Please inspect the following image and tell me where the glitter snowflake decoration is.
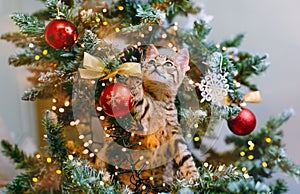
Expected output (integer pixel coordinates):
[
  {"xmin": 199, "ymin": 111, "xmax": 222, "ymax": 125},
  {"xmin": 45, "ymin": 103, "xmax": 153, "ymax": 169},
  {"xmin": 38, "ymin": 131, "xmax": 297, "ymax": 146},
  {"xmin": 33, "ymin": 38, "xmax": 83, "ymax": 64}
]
[
  {"xmin": 200, "ymin": 70, "xmax": 231, "ymax": 104},
  {"xmin": 106, "ymin": 91, "xmax": 122, "ymax": 107}
]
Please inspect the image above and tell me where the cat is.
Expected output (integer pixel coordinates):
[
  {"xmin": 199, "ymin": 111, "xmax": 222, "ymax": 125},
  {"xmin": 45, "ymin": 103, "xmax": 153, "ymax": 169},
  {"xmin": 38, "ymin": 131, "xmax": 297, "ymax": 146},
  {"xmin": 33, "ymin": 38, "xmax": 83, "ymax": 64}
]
[{"xmin": 101, "ymin": 45, "xmax": 199, "ymax": 191}]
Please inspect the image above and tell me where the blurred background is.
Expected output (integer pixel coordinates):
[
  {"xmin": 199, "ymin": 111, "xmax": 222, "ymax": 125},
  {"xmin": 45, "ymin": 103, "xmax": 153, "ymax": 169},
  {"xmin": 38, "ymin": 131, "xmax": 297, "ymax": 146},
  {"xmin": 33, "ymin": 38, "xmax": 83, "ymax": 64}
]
[{"xmin": 0, "ymin": 0, "xmax": 299, "ymax": 192}]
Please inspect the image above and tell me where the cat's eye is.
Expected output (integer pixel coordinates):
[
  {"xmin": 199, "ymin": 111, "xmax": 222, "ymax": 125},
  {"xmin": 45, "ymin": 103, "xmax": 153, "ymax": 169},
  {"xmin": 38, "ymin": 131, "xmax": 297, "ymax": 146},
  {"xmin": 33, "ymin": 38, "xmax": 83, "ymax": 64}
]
[
  {"xmin": 148, "ymin": 60, "xmax": 155, "ymax": 65},
  {"xmin": 164, "ymin": 61, "xmax": 173, "ymax": 67}
]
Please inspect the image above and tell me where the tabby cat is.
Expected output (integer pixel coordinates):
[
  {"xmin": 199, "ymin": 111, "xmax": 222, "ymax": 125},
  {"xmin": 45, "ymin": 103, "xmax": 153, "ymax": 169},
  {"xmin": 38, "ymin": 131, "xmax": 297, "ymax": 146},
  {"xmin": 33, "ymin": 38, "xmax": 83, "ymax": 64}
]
[{"xmin": 102, "ymin": 45, "xmax": 199, "ymax": 190}]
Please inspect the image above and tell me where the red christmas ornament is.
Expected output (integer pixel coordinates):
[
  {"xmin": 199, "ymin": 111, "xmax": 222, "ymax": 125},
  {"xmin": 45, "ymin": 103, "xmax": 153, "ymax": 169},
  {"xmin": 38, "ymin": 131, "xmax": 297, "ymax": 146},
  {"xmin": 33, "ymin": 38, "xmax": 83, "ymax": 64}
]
[
  {"xmin": 227, "ymin": 108, "xmax": 256, "ymax": 136},
  {"xmin": 100, "ymin": 83, "xmax": 133, "ymax": 117},
  {"xmin": 45, "ymin": 19, "xmax": 78, "ymax": 50}
]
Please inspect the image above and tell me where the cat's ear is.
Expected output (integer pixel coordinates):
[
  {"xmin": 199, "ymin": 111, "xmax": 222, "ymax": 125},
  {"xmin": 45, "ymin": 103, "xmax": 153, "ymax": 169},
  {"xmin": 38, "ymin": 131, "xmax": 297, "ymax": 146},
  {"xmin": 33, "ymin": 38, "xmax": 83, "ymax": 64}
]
[
  {"xmin": 175, "ymin": 48, "xmax": 189, "ymax": 72},
  {"xmin": 145, "ymin": 44, "xmax": 159, "ymax": 61}
]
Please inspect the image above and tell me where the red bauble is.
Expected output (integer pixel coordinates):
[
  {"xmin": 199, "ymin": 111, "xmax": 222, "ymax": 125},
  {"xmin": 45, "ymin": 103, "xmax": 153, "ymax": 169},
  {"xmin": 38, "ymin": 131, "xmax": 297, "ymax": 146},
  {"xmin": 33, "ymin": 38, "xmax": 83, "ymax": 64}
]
[
  {"xmin": 227, "ymin": 108, "xmax": 256, "ymax": 136},
  {"xmin": 45, "ymin": 19, "xmax": 78, "ymax": 50},
  {"xmin": 100, "ymin": 83, "xmax": 133, "ymax": 117}
]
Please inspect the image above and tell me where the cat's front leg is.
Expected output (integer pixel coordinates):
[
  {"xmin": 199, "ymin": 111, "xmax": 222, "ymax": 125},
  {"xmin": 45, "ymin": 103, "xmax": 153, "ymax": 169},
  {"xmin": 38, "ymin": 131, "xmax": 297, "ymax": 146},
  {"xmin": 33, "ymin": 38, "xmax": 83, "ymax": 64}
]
[{"xmin": 171, "ymin": 134, "xmax": 199, "ymax": 182}]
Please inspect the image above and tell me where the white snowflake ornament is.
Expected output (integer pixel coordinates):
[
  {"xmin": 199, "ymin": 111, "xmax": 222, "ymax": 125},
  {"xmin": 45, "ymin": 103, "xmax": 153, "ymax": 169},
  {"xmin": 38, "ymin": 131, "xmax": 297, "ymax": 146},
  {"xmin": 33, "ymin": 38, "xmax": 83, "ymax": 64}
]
[{"xmin": 200, "ymin": 70, "xmax": 230, "ymax": 104}]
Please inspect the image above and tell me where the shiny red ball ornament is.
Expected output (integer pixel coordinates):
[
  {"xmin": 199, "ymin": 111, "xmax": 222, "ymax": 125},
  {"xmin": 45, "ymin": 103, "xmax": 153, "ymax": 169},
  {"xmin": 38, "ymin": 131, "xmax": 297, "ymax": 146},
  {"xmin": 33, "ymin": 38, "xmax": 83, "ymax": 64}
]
[
  {"xmin": 45, "ymin": 19, "xmax": 78, "ymax": 50},
  {"xmin": 100, "ymin": 83, "xmax": 134, "ymax": 117},
  {"xmin": 227, "ymin": 108, "xmax": 256, "ymax": 136}
]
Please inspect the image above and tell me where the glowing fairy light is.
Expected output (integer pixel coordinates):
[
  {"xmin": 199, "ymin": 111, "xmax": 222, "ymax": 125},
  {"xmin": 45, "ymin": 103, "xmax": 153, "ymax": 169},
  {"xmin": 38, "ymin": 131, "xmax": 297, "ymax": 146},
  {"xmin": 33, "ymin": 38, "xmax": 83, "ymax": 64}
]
[
  {"xmin": 118, "ymin": 5, "xmax": 124, "ymax": 11},
  {"xmin": 89, "ymin": 153, "xmax": 95, "ymax": 157},
  {"xmin": 240, "ymin": 151, "xmax": 246, "ymax": 157},
  {"xmin": 83, "ymin": 149, "xmax": 89, "ymax": 154},
  {"xmin": 204, "ymin": 162, "xmax": 209, "ymax": 168},
  {"xmin": 42, "ymin": 49, "xmax": 48, "ymax": 55},
  {"xmin": 47, "ymin": 157, "xmax": 52, "ymax": 163},
  {"xmin": 59, "ymin": 108, "xmax": 65, "ymax": 113},
  {"xmin": 248, "ymin": 155, "xmax": 254, "ymax": 160},
  {"xmin": 68, "ymin": 155, "xmax": 74, "ymax": 160},
  {"xmin": 52, "ymin": 106, "xmax": 57, "ymax": 111},
  {"xmin": 262, "ymin": 162, "xmax": 268, "ymax": 168},
  {"xmin": 56, "ymin": 170, "xmax": 62, "ymax": 175},
  {"xmin": 32, "ymin": 177, "xmax": 38, "ymax": 183},
  {"xmin": 64, "ymin": 101, "xmax": 70, "ymax": 107},
  {"xmin": 35, "ymin": 55, "xmax": 40, "ymax": 61},
  {"xmin": 79, "ymin": 135, "xmax": 85, "ymax": 139},
  {"xmin": 265, "ymin": 137, "xmax": 272, "ymax": 143}
]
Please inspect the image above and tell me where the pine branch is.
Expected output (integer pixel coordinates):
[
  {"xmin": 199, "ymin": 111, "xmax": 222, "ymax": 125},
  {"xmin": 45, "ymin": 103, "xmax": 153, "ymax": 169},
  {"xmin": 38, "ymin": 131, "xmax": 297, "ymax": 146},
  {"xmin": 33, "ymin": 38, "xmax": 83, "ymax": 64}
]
[
  {"xmin": 1, "ymin": 140, "xmax": 39, "ymax": 170},
  {"xmin": 11, "ymin": 13, "xmax": 44, "ymax": 35},
  {"xmin": 6, "ymin": 172, "xmax": 33, "ymax": 194},
  {"xmin": 43, "ymin": 111, "xmax": 68, "ymax": 162},
  {"xmin": 220, "ymin": 34, "xmax": 245, "ymax": 48}
]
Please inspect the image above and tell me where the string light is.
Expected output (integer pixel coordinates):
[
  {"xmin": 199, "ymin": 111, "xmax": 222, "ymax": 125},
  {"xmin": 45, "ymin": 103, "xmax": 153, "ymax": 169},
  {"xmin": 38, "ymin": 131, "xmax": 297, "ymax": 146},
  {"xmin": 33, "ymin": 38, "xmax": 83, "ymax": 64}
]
[
  {"xmin": 102, "ymin": 8, "xmax": 107, "ymax": 13},
  {"xmin": 99, "ymin": 116, "xmax": 105, "ymax": 121},
  {"xmin": 42, "ymin": 49, "xmax": 48, "ymax": 55},
  {"xmin": 43, "ymin": 134, "xmax": 48, "ymax": 138},
  {"xmin": 215, "ymin": 43, "xmax": 220, "ymax": 49},
  {"xmin": 100, "ymin": 181, "xmax": 104, "ymax": 186},
  {"xmin": 94, "ymin": 149, "xmax": 99, "ymax": 153},
  {"xmin": 249, "ymin": 146, "xmax": 255, "ymax": 151},
  {"xmin": 97, "ymin": 107, "xmax": 103, "ymax": 111},
  {"xmin": 148, "ymin": 26, "xmax": 153, "ymax": 31},
  {"xmin": 262, "ymin": 162, "xmax": 268, "ymax": 168},
  {"xmin": 59, "ymin": 108, "xmax": 65, "ymax": 113},
  {"xmin": 142, "ymin": 185, "xmax": 147, "ymax": 190},
  {"xmin": 56, "ymin": 170, "xmax": 62, "ymax": 175},
  {"xmin": 248, "ymin": 155, "xmax": 254, "ymax": 160},
  {"xmin": 115, "ymin": 27, "xmax": 120, "ymax": 32},
  {"xmin": 96, "ymin": 18, "xmax": 101, "ymax": 23},
  {"xmin": 234, "ymin": 171, "xmax": 239, "ymax": 176},
  {"xmin": 84, "ymin": 142, "xmax": 89, "ymax": 147},
  {"xmin": 32, "ymin": 177, "xmax": 38, "ymax": 183},
  {"xmin": 118, "ymin": 5, "xmax": 124, "ymax": 11},
  {"xmin": 187, "ymin": 134, "xmax": 192, "ymax": 138},
  {"xmin": 218, "ymin": 165, "xmax": 224, "ymax": 172},
  {"xmin": 52, "ymin": 106, "xmax": 57, "ymax": 111},
  {"xmin": 47, "ymin": 157, "xmax": 52, "ymax": 163},
  {"xmin": 83, "ymin": 149, "xmax": 89, "ymax": 154},
  {"xmin": 242, "ymin": 167, "xmax": 247, "ymax": 172},
  {"xmin": 204, "ymin": 162, "xmax": 209, "ymax": 168},
  {"xmin": 68, "ymin": 155, "xmax": 74, "ymax": 160},
  {"xmin": 64, "ymin": 101, "xmax": 70, "ymax": 107},
  {"xmin": 162, "ymin": 33, "xmax": 167, "ymax": 39},
  {"xmin": 89, "ymin": 153, "xmax": 95, "ymax": 157},
  {"xmin": 103, "ymin": 21, "xmax": 108, "ymax": 26},
  {"xmin": 29, "ymin": 43, "xmax": 34, "ymax": 48},
  {"xmin": 52, "ymin": 98, "xmax": 57, "ymax": 103},
  {"xmin": 240, "ymin": 151, "xmax": 246, "ymax": 157},
  {"xmin": 102, "ymin": 83, "xmax": 106, "ymax": 87},
  {"xmin": 35, "ymin": 154, "xmax": 41, "ymax": 159},
  {"xmin": 194, "ymin": 136, "xmax": 200, "ymax": 142},
  {"xmin": 35, "ymin": 55, "xmax": 40, "ymax": 61},
  {"xmin": 79, "ymin": 135, "xmax": 85, "ymax": 139},
  {"xmin": 265, "ymin": 137, "xmax": 272, "ymax": 143}
]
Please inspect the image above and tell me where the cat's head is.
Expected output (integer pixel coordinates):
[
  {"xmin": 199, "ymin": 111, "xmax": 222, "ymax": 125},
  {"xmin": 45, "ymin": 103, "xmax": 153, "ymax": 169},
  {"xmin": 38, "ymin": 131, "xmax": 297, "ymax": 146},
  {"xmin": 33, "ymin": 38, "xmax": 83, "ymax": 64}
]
[{"xmin": 142, "ymin": 44, "xmax": 189, "ymax": 99}]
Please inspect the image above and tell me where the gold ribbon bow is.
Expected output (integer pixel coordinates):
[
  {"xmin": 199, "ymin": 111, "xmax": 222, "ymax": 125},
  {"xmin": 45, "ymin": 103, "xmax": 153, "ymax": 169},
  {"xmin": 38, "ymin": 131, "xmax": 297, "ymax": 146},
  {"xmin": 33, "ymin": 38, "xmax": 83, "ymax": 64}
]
[{"xmin": 78, "ymin": 52, "xmax": 141, "ymax": 79}]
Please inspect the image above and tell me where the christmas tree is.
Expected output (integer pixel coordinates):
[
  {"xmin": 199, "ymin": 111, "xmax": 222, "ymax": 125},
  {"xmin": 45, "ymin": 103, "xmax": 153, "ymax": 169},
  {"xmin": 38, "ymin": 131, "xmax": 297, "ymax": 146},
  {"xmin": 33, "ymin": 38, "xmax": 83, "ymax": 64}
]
[{"xmin": 1, "ymin": 0, "xmax": 299, "ymax": 193}]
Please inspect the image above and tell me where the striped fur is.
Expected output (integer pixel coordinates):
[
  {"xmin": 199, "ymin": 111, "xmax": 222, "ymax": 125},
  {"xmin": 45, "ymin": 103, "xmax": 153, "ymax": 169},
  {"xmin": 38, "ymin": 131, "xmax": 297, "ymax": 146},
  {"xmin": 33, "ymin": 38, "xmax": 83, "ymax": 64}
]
[{"xmin": 128, "ymin": 45, "xmax": 199, "ymax": 185}]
